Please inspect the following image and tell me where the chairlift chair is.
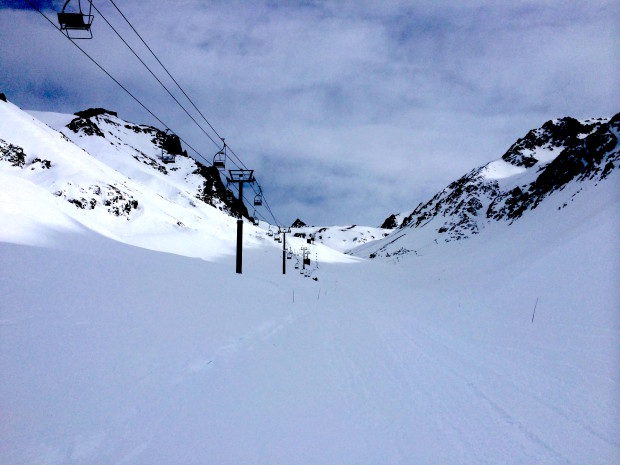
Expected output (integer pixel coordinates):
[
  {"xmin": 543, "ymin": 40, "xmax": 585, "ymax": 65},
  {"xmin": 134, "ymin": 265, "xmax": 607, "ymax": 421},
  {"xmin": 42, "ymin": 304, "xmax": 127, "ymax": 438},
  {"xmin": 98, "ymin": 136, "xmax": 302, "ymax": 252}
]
[
  {"xmin": 213, "ymin": 139, "xmax": 227, "ymax": 170},
  {"xmin": 267, "ymin": 227, "xmax": 274, "ymax": 237},
  {"xmin": 224, "ymin": 183, "xmax": 234, "ymax": 202},
  {"xmin": 58, "ymin": 0, "xmax": 94, "ymax": 39},
  {"xmin": 254, "ymin": 186, "xmax": 263, "ymax": 206},
  {"xmin": 287, "ymin": 250, "xmax": 293, "ymax": 259},
  {"xmin": 161, "ymin": 129, "xmax": 175, "ymax": 164}
]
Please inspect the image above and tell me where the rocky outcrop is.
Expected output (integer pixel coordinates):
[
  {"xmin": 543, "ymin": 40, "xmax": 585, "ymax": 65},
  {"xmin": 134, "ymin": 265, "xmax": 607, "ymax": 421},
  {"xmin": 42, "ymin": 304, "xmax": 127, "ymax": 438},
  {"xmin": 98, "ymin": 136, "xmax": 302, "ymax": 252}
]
[
  {"xmin": 64, "ymin": 108, "xmax": 250, "ymax": 220},
  {"xmin": 374, "ymin": 113, "xmax": 620, "ymax": 252}
]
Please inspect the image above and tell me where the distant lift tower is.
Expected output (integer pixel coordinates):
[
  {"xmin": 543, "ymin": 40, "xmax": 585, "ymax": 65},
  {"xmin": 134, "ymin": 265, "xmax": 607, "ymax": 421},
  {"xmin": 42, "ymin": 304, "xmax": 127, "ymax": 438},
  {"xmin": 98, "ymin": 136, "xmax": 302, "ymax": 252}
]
[
  {"xmin": 282, "ymin": 227, "xmax": 291, "ymax": 274},
  {"xmin": 226, "ymin": 169, "xmax": 255, "ymax": 274}
]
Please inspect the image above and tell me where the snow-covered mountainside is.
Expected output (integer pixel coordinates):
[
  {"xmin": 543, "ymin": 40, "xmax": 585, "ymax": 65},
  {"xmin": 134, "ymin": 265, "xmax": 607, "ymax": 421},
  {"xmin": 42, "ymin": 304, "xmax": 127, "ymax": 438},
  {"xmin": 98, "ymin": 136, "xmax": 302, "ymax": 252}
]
[
  {"xmin": 358, "ymin": 113, "xmax": 620, "ymax": 258},
  {"xmin": 0, "ymin": 100, "xmax": 245, "ymax": 259},
  {"xmin": 290, "ymin": 222, "xmax": 391, "ymax": 253},
  {"xmin": 1, "ymin": 98, "xmax": 619, "ymax": 464},
  {"xmin": 29, "ymin": 106, "xmax": 249, "ymax": 220},
  {"xmin": 0, "ymin": 99, "xmax": 355, "ymax": 268}
]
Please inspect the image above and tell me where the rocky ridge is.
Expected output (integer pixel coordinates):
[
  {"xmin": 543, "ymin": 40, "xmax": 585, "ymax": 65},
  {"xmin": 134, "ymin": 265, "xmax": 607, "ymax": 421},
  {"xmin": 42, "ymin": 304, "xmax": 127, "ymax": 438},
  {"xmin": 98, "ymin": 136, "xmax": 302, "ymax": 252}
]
[{"xmin": 366, "ymin": 113, "xmax": 619, "ymax": 258}]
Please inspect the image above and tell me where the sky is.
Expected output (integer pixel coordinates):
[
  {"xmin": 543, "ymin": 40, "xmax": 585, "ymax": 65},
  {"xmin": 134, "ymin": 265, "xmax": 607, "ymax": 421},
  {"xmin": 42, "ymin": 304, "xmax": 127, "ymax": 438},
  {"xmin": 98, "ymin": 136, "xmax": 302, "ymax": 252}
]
[{"xmin": 0, "ymin": 0, "xmax": 618, "ymax": 226}]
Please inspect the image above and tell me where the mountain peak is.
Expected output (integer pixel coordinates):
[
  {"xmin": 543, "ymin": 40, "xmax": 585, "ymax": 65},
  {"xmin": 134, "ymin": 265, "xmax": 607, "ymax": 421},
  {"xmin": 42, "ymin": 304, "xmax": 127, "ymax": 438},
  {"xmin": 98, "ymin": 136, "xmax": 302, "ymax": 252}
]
[
  {"xmin": 366, "ymin": 112, "xmax": 620, "ymax": 258},
  {"xmin": 74, "ymin": 108, "xmax": 118, "ymax": 118}
]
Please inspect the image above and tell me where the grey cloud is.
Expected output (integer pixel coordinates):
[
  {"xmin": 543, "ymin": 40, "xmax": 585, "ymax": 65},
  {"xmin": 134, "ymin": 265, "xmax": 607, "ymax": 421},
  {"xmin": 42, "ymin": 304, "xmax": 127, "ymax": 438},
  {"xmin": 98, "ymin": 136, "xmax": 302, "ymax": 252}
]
[{"xmin": 1, "ymin": 0, "xmax": 617, "ymax": 226}]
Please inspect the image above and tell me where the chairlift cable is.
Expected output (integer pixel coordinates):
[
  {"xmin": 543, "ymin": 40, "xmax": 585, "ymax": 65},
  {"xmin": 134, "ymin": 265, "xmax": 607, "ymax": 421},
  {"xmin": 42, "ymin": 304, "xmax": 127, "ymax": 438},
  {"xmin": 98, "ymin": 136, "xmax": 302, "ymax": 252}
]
[
  {"xmin": 104, "ymin": 0, "xmax": 278, "ymax": 222},
  {"xmin": 25, "ymin": 1, "xmax": 167, "ymax": 132},
  {"xmin": 105, "ymin": 0, "xmax": 251, "ymax": 171},
  {"xmin": 90, "ymin": 2, "xmax": 222, "ymax": 149},
  {"xmin": 23, "ymin": 1, "xmax": 212, "ymax": 167},
  {"xmin": 106, "ymin": 1, "xmax": 226, "ymax": 149},
  {"xmin": 104, "ymin": 1, "xmax": 269, "ymax": 180},
  {"xmin": 25, "ymin": 0, "xmax": 282, "ymax": 228}
]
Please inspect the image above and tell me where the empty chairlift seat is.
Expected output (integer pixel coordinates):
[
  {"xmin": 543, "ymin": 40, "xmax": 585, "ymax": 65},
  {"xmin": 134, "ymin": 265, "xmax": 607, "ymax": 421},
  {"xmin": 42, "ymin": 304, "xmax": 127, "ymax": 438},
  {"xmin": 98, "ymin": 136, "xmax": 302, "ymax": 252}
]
[
  {"xmin": 254, "ymin": 186, "xmax": 263, "ymax": 206},
  {"xmin": 58, "ymin": 0, "xmax": 94, "ymax": 39},
  {"xmin": 213, "ymin": 139, "xmax": 227, "ymax": 170},
  {"xmin": 161, "ymin": 130, "xmax": 178, "ymax": 164}
]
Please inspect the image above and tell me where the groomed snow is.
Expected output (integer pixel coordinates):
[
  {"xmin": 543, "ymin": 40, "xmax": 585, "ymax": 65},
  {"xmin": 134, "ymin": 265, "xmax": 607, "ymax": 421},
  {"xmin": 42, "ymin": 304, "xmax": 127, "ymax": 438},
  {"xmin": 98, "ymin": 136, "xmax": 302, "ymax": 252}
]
[
  {"xmin": 1, "ymin": 101, "xmax": 618, "ymax": 464},
  {"xmin": 1, "ymin": 181, "xmax": 618, "ymax": 464}
]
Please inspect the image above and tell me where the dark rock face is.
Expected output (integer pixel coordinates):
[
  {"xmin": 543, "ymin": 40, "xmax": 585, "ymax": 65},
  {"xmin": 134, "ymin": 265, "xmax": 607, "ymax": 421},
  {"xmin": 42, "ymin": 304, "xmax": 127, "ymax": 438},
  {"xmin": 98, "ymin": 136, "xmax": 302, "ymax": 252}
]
[
  {"xmin": 192, "ymin": 162, "xmax": 249, "ymax": 219},
  {"xmin": 0, "ymin": 93, "xmax": 7, "ymax": 102},
  {"xmin": 380, "ymin": 214, "xmax": 399, "ymax": 229},
  {"xmin": 379, "ymin": 113, "xmax": 620, "ymax": 245},
  {"xmin": 398, "ymin": 167, "xmax": 501, "ymax": 240},
  {"xmin": 67, "ymin": 116, "xmax": 105, "ymax": 137},
  {"xmin": 489, "ymin": 116, "xmax": 619, "ymax": 221},
  {"xmin": 291, "ymin": 218, "xmax": 307, "ymax": 228},
  {"xmin": 162, "ymin": 133, "xmax": 183, "ymax": 155},
  {"xmin": 74, "ymin": 108, "xmax": 117, "ymax": 118},
  {"xmin": 501, "ymin": 117, "xmax": 596, "ymax": 168},
  {"xmin": 69, "ymin": 109, "xmax": 128, "ymax": 138},
  {"xmin": 0, "ymin": 139, "xmax": 53, "ymax": 170}
]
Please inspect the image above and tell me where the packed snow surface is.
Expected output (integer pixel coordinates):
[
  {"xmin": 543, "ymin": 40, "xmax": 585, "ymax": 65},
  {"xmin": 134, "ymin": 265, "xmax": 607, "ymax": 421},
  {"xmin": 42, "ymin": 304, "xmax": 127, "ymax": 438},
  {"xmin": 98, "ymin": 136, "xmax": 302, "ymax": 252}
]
[
  {"xmin": 1, "ymin": 101, "xmax": 619, "ymax": 464},
  {"xmin": 2, "ymin": 188, "xmax": 618, "ymax": 464}
]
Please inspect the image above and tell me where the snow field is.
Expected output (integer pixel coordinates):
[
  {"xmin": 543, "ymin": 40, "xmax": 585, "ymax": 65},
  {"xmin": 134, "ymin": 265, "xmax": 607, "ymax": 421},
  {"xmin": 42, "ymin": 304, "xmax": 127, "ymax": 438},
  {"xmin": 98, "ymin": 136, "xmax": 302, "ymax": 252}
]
[
  {"xmin": 1, "ymin": 100, "xmax": 618, "ymax": 464},
  {"xmin": 1, "ymin": 177, "xmax": 618, "ymax": 464}
]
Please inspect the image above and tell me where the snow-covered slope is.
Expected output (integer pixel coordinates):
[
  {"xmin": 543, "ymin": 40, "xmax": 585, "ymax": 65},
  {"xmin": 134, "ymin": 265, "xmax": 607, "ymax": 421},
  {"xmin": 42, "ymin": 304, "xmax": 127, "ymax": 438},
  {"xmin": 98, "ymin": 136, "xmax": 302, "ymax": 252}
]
[
  {"xmin": 289, "ymin": 223, "xmax": 391, "ymax": 253},
  {"xmin": 1, "ymin": 160, "xmax": 618, "ymax": 464},
  {"xmin": 1, "ymin": 98, "xmax": 618, "ymax": 464},
  {"xmin": 29, "ymin": 107, "xmax": 249, "ymax": 220},
  {"xmin": 358, "ymin": 114, "xmax": 620, "ymax": 258},
  {"xmin": 0, "ymin": 100, "xmax": 354, "ymax": 267},
  {"xmin": 0, "ymin": 101, "xmax": 240, "ymax": 259}
]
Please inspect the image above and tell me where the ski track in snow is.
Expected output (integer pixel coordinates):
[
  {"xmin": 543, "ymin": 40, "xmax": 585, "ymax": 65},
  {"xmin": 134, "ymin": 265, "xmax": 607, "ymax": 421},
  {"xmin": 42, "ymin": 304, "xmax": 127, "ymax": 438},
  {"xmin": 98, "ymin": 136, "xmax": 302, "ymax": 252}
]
[
  {"xmin": 1, "ymin": 103, "xmax": 619, "ymax": 464},
  {"xmin": 2, "ymin": 217, "xmax": 618, "ymax": 464}
]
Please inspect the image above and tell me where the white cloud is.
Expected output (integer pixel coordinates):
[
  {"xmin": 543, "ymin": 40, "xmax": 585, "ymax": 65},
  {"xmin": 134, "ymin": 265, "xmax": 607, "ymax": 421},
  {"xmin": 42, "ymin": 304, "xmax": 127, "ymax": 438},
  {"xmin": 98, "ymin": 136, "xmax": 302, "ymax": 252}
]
[{"xmin": 0, "ymin": 0, "xmax": 617, "ymax": 226}]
